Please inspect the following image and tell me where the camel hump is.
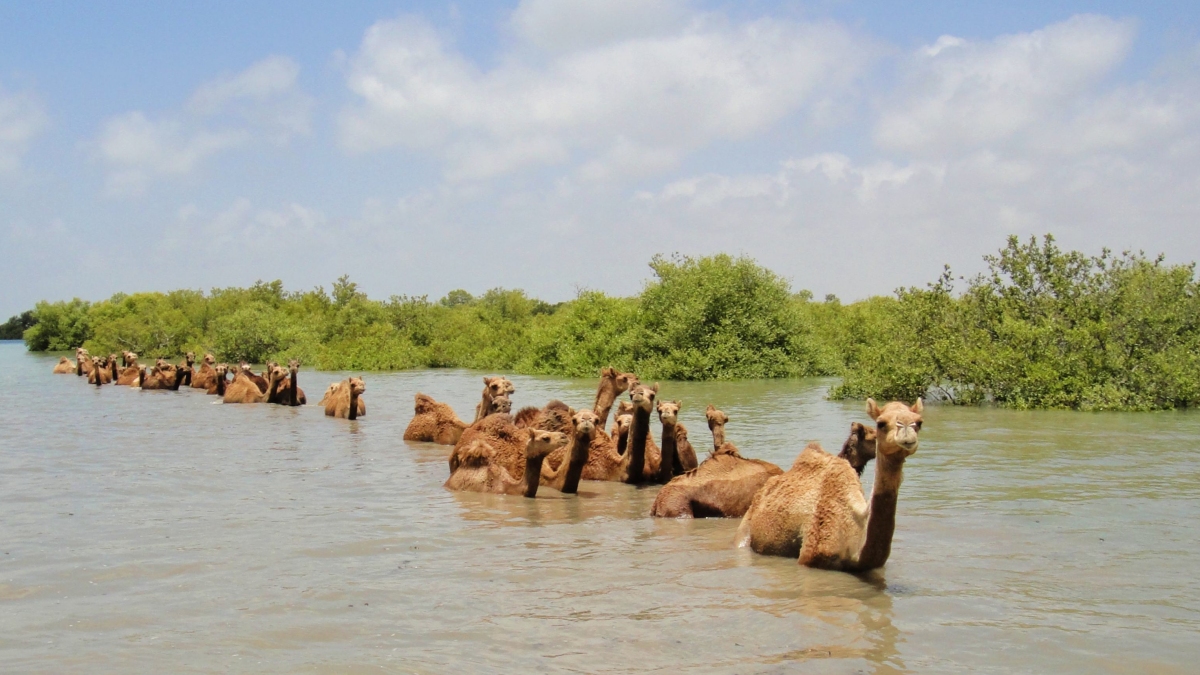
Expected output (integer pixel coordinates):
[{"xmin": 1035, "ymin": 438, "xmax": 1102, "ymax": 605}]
[
  {"xmin": 457, "ymin": 439, "xmax": 494, "ymax": 467},
  {"xmin": 513, "ymin": 406, "xmax": 540, "ymax": 428},
  {"xmin": 414, "ymin": 393, "xmax": 437, "ymax": 414},
  {"xmin": 788, "ymin": 442, "xmax": 833, "ymax": 472}
]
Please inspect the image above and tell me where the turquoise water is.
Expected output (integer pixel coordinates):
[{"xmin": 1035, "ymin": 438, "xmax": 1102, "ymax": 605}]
[{"xmin": 1, "ymin": 342, "xmax": 1198, "ymax": 673}]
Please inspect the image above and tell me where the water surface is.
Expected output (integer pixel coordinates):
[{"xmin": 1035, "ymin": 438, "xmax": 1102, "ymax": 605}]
[{"xmin": 1, "ymin": 342, "xmax": 1197, "ymax": 673}]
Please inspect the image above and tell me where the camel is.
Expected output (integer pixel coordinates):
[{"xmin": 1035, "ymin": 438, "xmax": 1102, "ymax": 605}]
[
  {"xmin": 404, "ymin": 393, "xmax": 469, "ymax": 444},
  {"xmin": 107, "ymin": 354, "xmax": 119, "ymax": 382},
  {"xmin": 205, "ymin": 364, "xmax": 230, "ymax": 396},
  {"xmin": 593, "ymin": 367, "xmax": 638, "ymax": 429},
  {"xmin": 238, "ymin": 362, "xmax": 269, "ymax": 393},
  {"xmin": 324, "ymin": 377, "xmax": 365, "ymax": 419},
  {"xmin": 448, "ymin": 405, "xmax": 591, "ymax": 494},
  {"xmin": 537, "ymin": 409, "xmax": 597, "ymax": 494},
  {"xmin": 270, "ymin": 359, "xmax": 307, "ymax": 406},
  {"xmin": 75, "ymin": 348, "xmax": 93, "ymax": 376},
  {"xmin": 736, "ymin": 399, "xmax": 924, "ymax": 572},
  {"xmin": 139, "ymin": 363, "xmax": 192, "ymax": 391},
  {"xmin": 224, "ymin": 365, "xmax": 283, "ymax": 403},
  {"xmin": 318, "ymin": 382, "xmax": 366, "ymax": 417},
  {"xmin": 52, "ymin": 356, "xmax": 75, "ymax": 374},
  {"xmin": 176, "ymin": 352, "xmax": 195, "ymax": 386},
  {"xmin": 654, "ymin": 400, "xmax": 698, "ymax": 484},
  {"xmin": 121, "ymin": 351, "xmax": 135, "ymax": 367},
  {"xmin": 191, "ymin": 353, "xmax": 217, "ymax": 389},
  {"xmin": 444, "ymin": 429, "xmax": 569, "ymax": 497},
  {"xmin": 568, "ymin": 383, "xmax": 660, "ymax": 484},
  {"xmin": 87, "ymin": 356, "xmax": 112, "ymax": 386},
  {"xmin": 706, "ymin": 405, "xmax": 729, "ymax": 450},
  {"xmin": 675, "ymin": 422, "xmax": 699, "ymax": 473},
  {"xmin": 473, "ymin": 376, "xmax": 515, "ymax": 423},
  {"xmin": 115, "ymin": 354, "xmax": 141, "ymax": 385},
  {"xmin": 651, "ymin": 406, "xmax": 790, "ymax": 518}
]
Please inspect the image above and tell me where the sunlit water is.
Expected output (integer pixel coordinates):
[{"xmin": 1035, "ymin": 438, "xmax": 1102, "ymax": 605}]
[{"xmin": 1, "ymin": 342, "xmax": 1198, "ymax": 673}]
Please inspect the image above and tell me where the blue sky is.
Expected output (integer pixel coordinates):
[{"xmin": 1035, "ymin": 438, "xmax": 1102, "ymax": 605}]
[{"xmin": 3, "ymin": 1, "xmax": 1199, "ymax": 316}]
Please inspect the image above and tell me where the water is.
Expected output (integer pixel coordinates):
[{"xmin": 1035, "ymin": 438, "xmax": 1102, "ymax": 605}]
[{"xmin": 1, "ymin": 341, "xmax": 1198, "ymax": 674}]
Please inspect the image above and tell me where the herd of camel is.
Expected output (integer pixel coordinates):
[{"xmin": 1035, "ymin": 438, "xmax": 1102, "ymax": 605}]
[
  {"xmin": 54, "ymin": 348, "xmax": 365, "ymax": 418},
  {"xmin": 54, "ymin": 352, "xmax": 923, "ymax": 574}
]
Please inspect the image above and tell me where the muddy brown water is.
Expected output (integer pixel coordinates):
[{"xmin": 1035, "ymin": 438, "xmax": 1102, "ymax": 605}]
[{"xmin": 1, "ymin": 342, "xmax": 1198, "ymax": 673}]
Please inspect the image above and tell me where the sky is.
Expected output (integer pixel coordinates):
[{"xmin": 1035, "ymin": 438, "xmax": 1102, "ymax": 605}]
[{"xmin": 2, "ymin": 0, "xmax": 1199, "ymax": 316}]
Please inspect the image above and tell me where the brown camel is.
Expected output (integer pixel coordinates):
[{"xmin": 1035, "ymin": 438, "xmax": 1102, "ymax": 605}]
[
  {"xmin": 191, "ymin": 353, "xmax": 217, "ymax": 389},
  {"xmin": 675, "ymin": 422, "xmax": 699, "ymax": 473},
  {"xmin": 593, "ymin": 367, "xmax": 638, "ymax": 429},
  {"xmin": 650, "ymin": 405, "xmax": 783, "ymax": 518},
  {"xmin": 571, "ymin": 383, "xmax": 660, "ymax": 484},
  {"xmin": 324, "ymin": 377, "xmax": 365, "ymax": 419},
  {"xmin": 448, "ymin": 406, "xmax": 591, "ymax": 494},
  {"xmin": 404, "ymin": 393, "xmax": 469, "ymax": 444},
  {"xmin": 52, "ymin": 356, "xmax": 75, "ymax": 374},
  {"xmin": 115, "ymin": 354, "xmax": 141, "ymax": 385},
  {"xmin": 205, "ymin": 364, "xmax": 230, "ymax": 396},
  {"xmin": 537, "ymin": 409, "xmax": 597, "ymax": 494},
  {"xmin": 706, "ymin": 405, "xmax": 729, "ymax": 450},
  {"xmin": 224, "ymin": 365, "xmax": 283, "ymax": 403},
  {"xmin": 176, "ymin": 352, "xmax": 196, "ymax": 386},
  {"xmin": 444, "ymin": 429, "xmax": 569, "ymax": 497},
  {"xmin": 736, "ymin": 399, "xmax": 924, "ymax": 572},
  {"xmin": 238, "ymin": 362, "xmax": 269, "ymax": 393},
  {"xmin": 75, "ymin": 348, "xmax": 93, "ymax": 377},
  {"xmin": 139, "ymin": 363, "xmax": 192, "ymax": 391},
  {"xmin": 473, "ymin": 376, "xmax": 515, "ymax": 423},
  {"xmin": 88, "ymin": 356, "xmax": 112, "ymax": 385},
  {"xmin": 654, "ymin": 400, "xmax": 695, "ymax": 484},
  {"xmin": 270, "ymin": 359, "xmax": 307, "ymax": 406}
]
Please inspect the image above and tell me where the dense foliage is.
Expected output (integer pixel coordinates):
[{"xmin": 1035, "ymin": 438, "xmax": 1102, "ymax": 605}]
[{"xmin": 18, "ymin": 240, "xmax": 1200, "ymax": 410}]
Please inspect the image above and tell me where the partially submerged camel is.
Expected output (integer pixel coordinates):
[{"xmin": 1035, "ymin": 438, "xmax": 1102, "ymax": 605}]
[
  {"xmin": 318, "ymin": 381, "xmax": 366, "ymax": 417},
  {"xmin": 271, "ymin": 359, "xmax": 306, "ymax": 406},
  {"xmin": 191, "ymin": 353, "xmax": 217, "ymax": 389},
  {"xmin": 115, "ymin": 354, "xmax": 141, "ymax": 385},
  {"xmin": 593, "ymin": 367, "xmax": 638, "ymax": 428},
  {"xmin": 75, "ymin": 348, "xmax": 93, "ymax": 377},
  {"xmin": 224, "ymin": 365, "xmax": 283, "ymax": 403},
  {"xmin": 139, "ymin": 363, "xmax": 192, "ymax": 391},
  {"xmin": 239, "ymin": 362, "xmax": 269, "ymax": 394},
  {"xmin": 444, "ymin": 429, "xmax": 569, "ymax": 497},
  {"xmin": 654, "ymin": 400, "xmax": 698, "ymax": 483},
  {"xmin": 177, "ymin": 352, "xmax": 196, "ymax": 386},
  {"xmin": 52, "ymin": 356, "xmax": 75, "ymax": 374},
  {"xmin": 572, "ymin": 383, "xmax": 661, "ymax": 484},
  {"xmin": 448, "ymin": 407, "xmax": 592, "ymax": 495},
  {"xmin": 205, "ymin": 364, "xmax": 230, "ymax": 396},
  {"xmin": 87, "ymin": 356, "xmax": 112, "ymax": 385},
  {"xmin": 324, "ymin": 377, "xmax": 365, "ymax": 419},
  {"xmin": 650, "ymin": 405, "xmax": 783, "ymax": 518},
  {"xmin": 736, "ymin": 399, "xmax": 924, "ymax": 572},
  {"xmin": 675, "ymin": 422, "xmax": 699, "ymax": 473},
  {"xmin": 474, "ymin": 376, "xmax": 515, "ymax": 423},
  {"xmin": 404, "ymin": 393, "xmax": 469, "ymax": 444}
]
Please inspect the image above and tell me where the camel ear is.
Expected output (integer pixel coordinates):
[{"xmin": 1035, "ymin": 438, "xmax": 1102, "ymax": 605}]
[
  {"xmin": 851, "ymin": 421, "xmax": 863, "ymax": 439},
  {"xmin": 601, "ymin": 367, "xmax": 613, "ymax": 377},
  {"xmin": 866, "ymin": 398, "xmax": 881, "ymax": 420},
  {"xmin": 673, "ymin": 399, "xmax": 681, "ymax": 408},
  {"xmin": 911, "ymin": 398, "xmax": 924, "ymax": 413},
  {"xmin": 651, "ymin": 382, "xmax": 659, "ymax": 393},
  {"xmin": 483, "ymin": 376, "xmax": 492, "ymax": 385}
]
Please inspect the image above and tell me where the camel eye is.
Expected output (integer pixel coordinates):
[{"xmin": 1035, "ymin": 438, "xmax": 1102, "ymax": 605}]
[
  {"xmin": 915, "ymin": 421, "xmax": 922, "ymax": 430},
  {"xmin": 877, "ymin": 420, "xmax": 887, "ymax": 430}
]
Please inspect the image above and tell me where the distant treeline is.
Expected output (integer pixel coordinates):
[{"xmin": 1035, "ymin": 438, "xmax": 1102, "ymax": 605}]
[{"xmin": 14, "ymin": 236, "xmax": 1200, "ymax": 410}]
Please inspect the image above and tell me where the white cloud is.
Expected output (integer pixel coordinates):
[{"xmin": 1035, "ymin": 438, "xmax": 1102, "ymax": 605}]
[
  {"xmin": 0, "ymin": 88, "xmax": 48, "ymax": 174},
  {"xmin": 338, "ymin": 10, "xmax": 870, "ymax": 181},
  {"xmin": 508, "ymin": 0, "xmax": 688, "ymax": 54},
  {"xmin": 95, "ymin": 55, "xmax": 311, "ymax": 196}
]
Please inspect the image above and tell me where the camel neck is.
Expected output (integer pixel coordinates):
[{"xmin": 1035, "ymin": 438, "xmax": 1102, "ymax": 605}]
[
  {"xmin": 110, "ymin": 361, "xmax": 118, "ymax": 379},
  {"xmin": 854, "ymin": 451, "xmax": 905, "ymax": 571},
  {"xmin": 522, "ymin": 453, "xmax": 545, "ymax": 498},
  {"xmin": 555, "ymin": 428, "xmax": 592, "ymax": 494},
  {"xmin": 711, "ymin": 425, "xmax": 725, "ymax": 451},
  {"xmin": 626, "ymin": 405, "xmax": 650, "ymax": 483},
  {"xmin": 216, "ymin": 373, "xmax": 226, "ymax": 396},
  {"xmin": 616, "ymin": 425, "xmax": 628, "ymax": 456},
  {"xmin": 289, "ymin": 370, "xmax": 298, "ymax": 406},
  {"xmin": 593, "ymin": 381, "xmax": 616, "ymax": 428},
  {"xmin": 348, "ymin": 388, "xmax": 359, "ymax": 420},
  {"xmin": 656, "ymin": 420, "xmax": 677, "ymax": 483}
]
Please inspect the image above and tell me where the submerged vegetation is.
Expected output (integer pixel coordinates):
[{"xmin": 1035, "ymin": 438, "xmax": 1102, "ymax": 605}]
[{"xmin": 14, "ymin": 237, "xmax": 1200, "ymax": 410}]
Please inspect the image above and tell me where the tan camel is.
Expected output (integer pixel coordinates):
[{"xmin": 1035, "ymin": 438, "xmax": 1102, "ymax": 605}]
[
  {"xmin": 593, "ymin": 367, "xmax": 638, "ymax": 428},
  {"xmin": 650, "ymin": 405, "xmax": 783, "ymax": 518},
  {"xmin": 139, "ymin": 363, "xmax": 192, "ymax": 391},
  {"xmin": 115, "ymin": 353, "xmax": 141, "ymax": 385},
  {"xmin": 205, "ymin": 364, "xmax": 230, "ymax": 396},
  {"xmin": 75, "ymin": 348, "xmax": 93, "ymax": 377},
  {"xmin": 87, "ymin": 356, "xmax": 112, "ymax": 385},
  {"xmin": 238, "ymin": 362, "xmax": 269, "ymax": 393},
  {"xmin": 191, "ymin": 353, "xmax": 217, "ymax": 389},
  {"xmin": 404, "ymin": 393, "xmax": 469, "ymax": 444},
  {"xmin": 570, "ymin": 383, "xmax": 660, "ymax": 484},
  {"xmin": 224, "ymin": 366, "xmax": 283, "ymax": 403},
  {"xmin": 537, "ymin": 409, "xmax": 597, "ymax": 494},
  {"xmin": 654, "ymin": 400, "xmax": 691, "ymax": 484},
  {"xmin": 444, "ymin": 430, "xmax": 569, "ymax": 497},
  {"xmin": 736, "ymin": 399, "xmax": 924, "ymax": 572},
  {"xmin": 176, "ymin": 352, "xmax": 196, "ymax": 386},
  {"xmin": 324, "ymin": 377, "xmax": 365, "ymax": 419},
  {"xmin": 448, "ymin": 405, "xmax": 591, "ymax": 494},
  {"xmin": 318, "ymin": 381, "xmax": 366, "ymax": 417},
  {"xmin": 473, "ymin": 376, "xmax": 515, "ymax": 423},
  {"xmin": 52, "ymin": 356, "xmax": 75, "ymax": 374}
]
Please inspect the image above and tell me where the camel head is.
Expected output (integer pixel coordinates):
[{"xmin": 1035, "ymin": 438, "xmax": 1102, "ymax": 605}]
[
  {"xmin": 614, "ymin": 400, "xmax": 633, "ymax": 419},
  {"xmin": 705, "ymin": 404, "xmax": 729, "ymax": 430},
  {"xmin": 484, "ymin": 376, "xmax": 515, "ymax": 398},
  {"xmin": 58, "ymin": 356, "xmax": 70, "ymax": 364},
  {"xmin": 108, "ymin": 353, "xmax": 118, "ymax": 364},
  {"xmin": 202, "ymin": 353, "xmax": 215, "ymax": 366},
  {"xmin": 526, "ymin": 430, "xmax": 569, "ymax": 459},
  {"xmin": 76, "ymin": 347, "xmax": 88, "ymax": 357},
  {"xmin": 288, "ymin": 358, "xmax": 300, "ymax": 373},
  {"xmin": 601, "ymin": 367, "xmax": 639, "ymax": 394},
  {"xmin": 839, "ymin": 422, "xmax": 878, "ymax": 474},
  {"xmin": 347, "ymin": 377, "xmax": 366, "ymax": 396},
  {"xmin": 656, "ymin": 400, "xmax": 680, "ymax": 425},
  {"xmin": 629, "ymin": 383, "xmax": 658, "ymax": 413},
  {"xmin": 489, "ymin": 394, "xmax": 512, "ymax": 415},
  {"xmin": 239, "ymin": 362, "xmax": 252, "ymax": 375},
  {"xmin": 867, "ymin": 398, "xmax": 923, "ymax": 459},
  {"xmin": 572, "ymin": 409, "xmax": 598, "ymax": 435},
  {"xmin": 185, "ymin": 351, "xmax": 196, "ymax": 365},
  {"xmin": 214, "ymin": 363, "xmax": 228, "ymax": 379},
  {"xmin": 613, "ymin": 414, "xmax": 632, "ymax": 437},
  {"xmin": 156, "ymin": 358, "xmax": 170, "ymax": 370},
  {"xmin": 124, "ymin": 351, "xmax": 138, "ymax": 365}
]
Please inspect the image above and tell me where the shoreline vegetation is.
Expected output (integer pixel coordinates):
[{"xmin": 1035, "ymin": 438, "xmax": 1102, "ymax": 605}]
[{"xmin": 12, "ymin": 235, "xmax": 1200, "ymax": 411}]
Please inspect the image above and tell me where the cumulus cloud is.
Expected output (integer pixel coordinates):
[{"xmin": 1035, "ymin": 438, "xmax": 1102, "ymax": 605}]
[
  {"xmin": 95, "ymin": 55, "xmax": 311, "ymax": 197},
  {"xmin": 338, "ymin": 7, "xmax": 870, "ymax": 180},
  {"xmin": 0, "ymin": 88, "xmax": 48, "ymax": 174}
]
